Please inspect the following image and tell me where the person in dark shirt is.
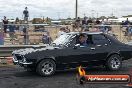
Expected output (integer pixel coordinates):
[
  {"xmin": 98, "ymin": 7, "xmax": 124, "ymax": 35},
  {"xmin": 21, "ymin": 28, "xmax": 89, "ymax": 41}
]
[
  {"xmin": 76, "ymin": 17, "xmax": 81, "ymax": 23},
  {"xmin": 23, "ymin": 7, "xmax": 29, "ymax": 22},
  {"xmin": 87, "ymin": 18, "xmax": 93, "ymax": 25},
  {"xmin": 8, "ymin": 22, "xmax": 16, "ymax": 44},
  {"xmin": 81, "ymin": 17, "xmax": 88, "ymax": 31},
  {"xmin": 2, "ymin": 16, "xmax": 8, "ymax": 33},
  {"xmin": 15, "ymin": 17, "xmax": 20, "ymax": 30},
  {"xmin": 95, "ymin": 18, "xmax": 101, "ymax": 25},
  {"xmin": 124, "ymin": 18, "xmax": 131, "ymax": 33},
  {"xmin": 87, "ymin": 18, "xmax": 93, "ymax": 30},
  {"xmin": 42, "ymin": 32, "xmax": 52, "ymax": 44},
  {"xmin": 75, "ymin": 17, "xmax": 81, "ymax": 31},
  {"xmin": 124, "ymin": 18, "xmax": 130, "ymax": 25}
]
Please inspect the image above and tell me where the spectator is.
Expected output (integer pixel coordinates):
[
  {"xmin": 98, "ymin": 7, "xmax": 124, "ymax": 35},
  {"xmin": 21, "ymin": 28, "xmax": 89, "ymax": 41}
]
[
  {"xmin": 87, "ymin": 18, "xmax": 93, "ymax": 25},
  {"xmin": 104, "ymin": 18, "xmax": 111, "ymax": 33},
  {"xmin": 23, "ymin": 26, "xmax": 28, "ymax": 45},
  {"xmin": 58, "ymin": 27, "xmax": 66, "ymax": 37},
  {"xmin": 100, "ymin": 19, "xmax": 106, "ymax": 32},
  {"xmin": 95, "ymin": 18, "xmax": 101, "ymax": 31},
  {"xmin": 75, "ymin": 17, "xmax": 81, "ymax": 31},
  {"xmin": 87, "ymin": 18, "xmax": 93, "ymax": 30},
  {"xmin": 2, "ymin": 16, "xmax": 8, "ymax": 35},
  {"xmin": 42, "ymin": 32, "xmax": 52, "ymax": 44},
  {"xmin": 65, "ymin": 26, "xmax": 70, "ymax": 33},
  {"xmin": 23, "ymin": 7, "xmax": 29, "ymax": 23},
  {"xmin": 8, "ymin": 22, "xmax": 16, "ymax": 44},
  {"xmin": 81, "ymin": 17, "xmax": 88, "ymax": 32},
  {"xmin": 123, "ymin": 18, "xmax": 131, "ymax": 34},
  {"xmin": 0, "ymin": 29, "xmax": 4, "ymax": 45},
  {"xmin": 127, "ymin": 23, "xmax": 132, "ymax": 40},
  {"xmin": 95, "ymin": 18, "xmax": 101, "ymax": 25},
  {"xmin": 124, "ymin": 18, "xmax": 130, "ymax": 25},
  {"xmin": 15, "ymin": 17, "xmax": 20, "ymax": 30}
]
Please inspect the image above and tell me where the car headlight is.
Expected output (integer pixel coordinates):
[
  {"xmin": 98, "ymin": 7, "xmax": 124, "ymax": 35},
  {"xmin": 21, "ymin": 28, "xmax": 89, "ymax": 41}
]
[{"xmin": 22, "ymin": 56, "xmax": 27, "ymax": 63}]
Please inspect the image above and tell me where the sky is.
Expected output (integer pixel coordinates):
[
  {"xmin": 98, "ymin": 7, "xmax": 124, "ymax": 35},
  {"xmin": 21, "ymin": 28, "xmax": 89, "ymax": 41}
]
[{"xmin": 0, "ymin": 0, "xmax": 132, "ymax": 20}]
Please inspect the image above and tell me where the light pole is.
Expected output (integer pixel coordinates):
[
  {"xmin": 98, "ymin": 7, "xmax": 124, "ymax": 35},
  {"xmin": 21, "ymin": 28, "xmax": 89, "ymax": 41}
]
[{"xmin": 75, "ymin": 0, "xmax": 78, "ymax": 19}]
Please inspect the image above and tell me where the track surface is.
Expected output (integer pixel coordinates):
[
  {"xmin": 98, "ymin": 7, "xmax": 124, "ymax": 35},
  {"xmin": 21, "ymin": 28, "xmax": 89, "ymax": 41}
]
[{"xmin": 0, "ymin": 59, "xmax": 132, "ymax": 88}]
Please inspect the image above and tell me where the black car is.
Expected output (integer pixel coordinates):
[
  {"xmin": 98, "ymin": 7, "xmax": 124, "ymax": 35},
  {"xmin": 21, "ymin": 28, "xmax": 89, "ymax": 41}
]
[{"xmin": 12, "ymin": 32, "xmax": 132, "ymax": 76}]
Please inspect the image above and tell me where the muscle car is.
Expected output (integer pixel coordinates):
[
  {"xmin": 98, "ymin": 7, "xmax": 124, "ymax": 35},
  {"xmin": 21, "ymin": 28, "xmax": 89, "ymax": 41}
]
[{"xmin": 12, "ymin": 32, "xmax": 132, "ymax": 76}]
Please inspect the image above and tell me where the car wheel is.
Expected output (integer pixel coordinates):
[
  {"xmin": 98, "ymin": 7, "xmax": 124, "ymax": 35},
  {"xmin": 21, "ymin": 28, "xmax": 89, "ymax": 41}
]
[
  {"xmin": 106, "ymin": 54, "xmax": 122, "ymax": 71},
  {"xmin": 36, "ymin": 59, "xmax": 56, "ymax": 76}
]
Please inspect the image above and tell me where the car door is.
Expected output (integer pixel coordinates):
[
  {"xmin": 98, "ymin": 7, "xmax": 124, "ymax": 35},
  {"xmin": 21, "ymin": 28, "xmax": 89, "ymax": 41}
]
[
  {"xmin": 72, "ymin": 34, "xmax": 110, "ymax": 64},
  {"xmin": 90, "ymin": 34, "xmax": 110, "ymax": 61},
  {"xmin": 57, "ymin": 34, "xmax": 95, "ymax": 67}
]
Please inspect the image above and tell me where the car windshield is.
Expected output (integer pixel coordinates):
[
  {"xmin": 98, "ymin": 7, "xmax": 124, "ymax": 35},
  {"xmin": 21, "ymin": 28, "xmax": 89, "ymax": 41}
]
[{"xmin": 52, "ymin": 34, "xmax": 72, "ymax": 46}]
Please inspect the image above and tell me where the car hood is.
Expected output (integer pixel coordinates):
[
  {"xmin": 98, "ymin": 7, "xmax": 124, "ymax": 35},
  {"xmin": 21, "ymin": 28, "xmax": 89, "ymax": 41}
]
[{"xmin": 12, "ymin": 45, "xmax": 59, "ymax": 56}]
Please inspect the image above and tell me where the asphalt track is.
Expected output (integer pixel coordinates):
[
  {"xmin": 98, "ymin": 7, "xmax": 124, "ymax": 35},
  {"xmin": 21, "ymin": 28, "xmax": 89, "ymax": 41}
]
[{"xmin": 0, "ymin": 59, "xmax": 132, "ymax": 88}]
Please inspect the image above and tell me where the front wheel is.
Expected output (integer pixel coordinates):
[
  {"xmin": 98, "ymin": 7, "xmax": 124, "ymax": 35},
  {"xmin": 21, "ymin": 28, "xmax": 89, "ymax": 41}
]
[
  {"xmin": 36, "ymin": 59, "xmax": 56, "ymax": 76},
  {"xmin": 105, "ymin": 54, "xmax": 122, "ymax": 71}
]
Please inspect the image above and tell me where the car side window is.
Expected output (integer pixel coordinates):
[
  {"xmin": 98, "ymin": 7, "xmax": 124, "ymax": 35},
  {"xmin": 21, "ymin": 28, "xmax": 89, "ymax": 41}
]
[
  {"xmin": 93, "ymin": 34, "xmax": 109, "ymax": 45},
  {"xmin": 75, "ymin": 34, "xmax": 94, "ymax": 47}
]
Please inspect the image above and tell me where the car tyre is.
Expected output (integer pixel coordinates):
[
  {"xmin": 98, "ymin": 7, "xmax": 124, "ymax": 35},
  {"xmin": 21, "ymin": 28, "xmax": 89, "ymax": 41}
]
[
  {"xmin": 36, "ymin": 59, "xmax": 56, "ymax": 76},
  {"xmin": 105, "ymin": 54, "xmax": 122, "ymax": 71}
]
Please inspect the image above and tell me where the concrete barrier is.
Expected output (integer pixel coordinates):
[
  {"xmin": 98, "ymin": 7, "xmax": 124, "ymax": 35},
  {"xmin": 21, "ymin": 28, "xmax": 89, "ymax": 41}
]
[{"xmin": 0, "ymin": 45, "xmax": 47, "ymax": 57}]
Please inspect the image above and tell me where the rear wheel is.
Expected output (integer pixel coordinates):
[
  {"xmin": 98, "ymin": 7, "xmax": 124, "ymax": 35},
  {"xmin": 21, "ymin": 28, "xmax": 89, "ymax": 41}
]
[
  {"xmin": 105, "ymin": 54, "xmax": 122, "ymax": 71},
  {"xmin": 36, "ymin": 59, "xmax": 56, "ymax": 76}
]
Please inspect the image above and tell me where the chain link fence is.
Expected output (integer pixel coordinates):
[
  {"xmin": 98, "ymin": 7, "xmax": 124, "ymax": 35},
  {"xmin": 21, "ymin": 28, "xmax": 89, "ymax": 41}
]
[{"xmin": 0, "ymin": 24, "xmax": 131, "ymax": 45}]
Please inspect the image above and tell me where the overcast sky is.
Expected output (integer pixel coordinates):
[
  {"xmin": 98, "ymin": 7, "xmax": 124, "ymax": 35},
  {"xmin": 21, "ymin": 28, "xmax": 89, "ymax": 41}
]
[{"xmin": 0, "ymin": 0, "xmax": 132, "ymax": 19}]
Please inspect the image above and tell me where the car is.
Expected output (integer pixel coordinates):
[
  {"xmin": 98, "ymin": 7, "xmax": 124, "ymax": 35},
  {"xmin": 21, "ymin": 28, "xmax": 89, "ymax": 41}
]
[{"xmin": 12, "ymin": 32, "xmax": 132, "ymax": 76}]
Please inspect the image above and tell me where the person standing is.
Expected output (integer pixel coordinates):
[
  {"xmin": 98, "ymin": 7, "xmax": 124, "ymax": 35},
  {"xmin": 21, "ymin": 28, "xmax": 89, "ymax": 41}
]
[
  {"xmin": 0, "ymin": 29, "xmax": 4, "ymax": 45},
  {"xmin": 65, "ymin": 26, "xmax": 70, "ymax": 33},
  {"xmin": 104, "ymin": 18, "xmax": 111, "ymax": 33},
  {"xmin": 15, "ymin": 17, "xmax": 20, "ymax": 30},
  {"xmin": 23, "ymin": 7, "xmax": 29, "ymax": 23},
  {"xmin": 81, "ymin": 17, "xmax": 88, "ymax": 32},
  {"xmin": 8, "ymin": 22, "xmax": 16, "ymax": 44},
  {"xmin": 58, "ymin": 27, "xmax": 66, "ymax": 37},
  {"xmin": 95, "ymin": 18, "xmax": 101, "ymax": 25},
  {"xmin": 42, "ymin": 32, "xmax": 52, "ymax": 44},
  {"xmin": 124, "ymin": 18, "xmax": 130, "ymax": 25},
  {"xmin": 75, "ymin": 17, "xmax": 81, "ymax": 31},
  {"xmin": 87, "ymin": 18, "xmax": 93, "ymax": 31},
  {"xmin": 2, "ymin": 16, "xmax": 8, "ymax": 35}
]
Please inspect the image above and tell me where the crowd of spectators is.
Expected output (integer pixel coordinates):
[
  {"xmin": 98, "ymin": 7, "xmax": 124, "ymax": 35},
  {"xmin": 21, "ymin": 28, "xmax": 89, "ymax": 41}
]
[
  {"xmin": 1, "ymin": 15, "xmax": 132, "ymax": 45},
  {"xmin": 73, "ymin": 17, "xmax": 112, "ymax": 34},
  {"xmin": 121, "ymin": 18, "xmax": 132, "ymax": 40}
]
